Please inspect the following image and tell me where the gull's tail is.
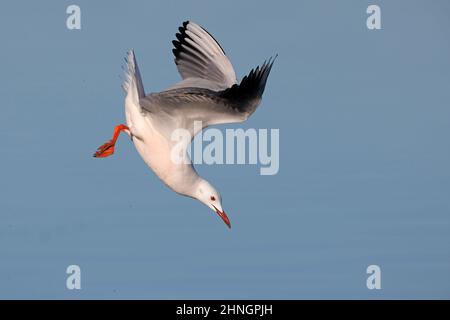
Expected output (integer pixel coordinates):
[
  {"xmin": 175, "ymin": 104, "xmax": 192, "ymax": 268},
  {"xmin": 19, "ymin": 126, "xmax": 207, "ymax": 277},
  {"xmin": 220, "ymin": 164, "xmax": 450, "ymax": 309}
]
[{"xmin": 122, "ymin": 50, "xmax": 145, "ymax": 102}]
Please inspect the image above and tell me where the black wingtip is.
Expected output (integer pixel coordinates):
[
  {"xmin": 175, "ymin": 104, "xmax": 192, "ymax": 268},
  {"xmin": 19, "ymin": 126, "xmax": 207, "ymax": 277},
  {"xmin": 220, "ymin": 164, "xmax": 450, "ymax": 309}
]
[
  {"xmin": 264, "ymin": 54, "xmax": 278, "ymax": 70},
  {"xmin": 172, "ymin": 20, "xmax": 209, "ymax": 62},
  {"xmin": 219, "ymin": 54, "xmax": 276, "ymax": 109},
  {"xmin": 173, "ymin": 22, "xmax": 189, "ymax": 59}
]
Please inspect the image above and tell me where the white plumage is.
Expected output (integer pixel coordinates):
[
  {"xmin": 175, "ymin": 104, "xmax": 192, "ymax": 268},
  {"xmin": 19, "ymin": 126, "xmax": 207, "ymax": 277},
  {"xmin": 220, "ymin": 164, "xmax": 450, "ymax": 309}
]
[{"xmin": 94, "ymin": 21, "xmax": 276, "ymax": 228}]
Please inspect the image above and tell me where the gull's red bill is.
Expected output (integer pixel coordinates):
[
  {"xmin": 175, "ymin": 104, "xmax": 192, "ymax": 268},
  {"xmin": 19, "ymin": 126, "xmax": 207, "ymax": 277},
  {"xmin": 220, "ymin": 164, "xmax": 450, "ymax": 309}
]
[{"xmin": 212, "ymin": 205, "xmax": 231, "ymax": 229}]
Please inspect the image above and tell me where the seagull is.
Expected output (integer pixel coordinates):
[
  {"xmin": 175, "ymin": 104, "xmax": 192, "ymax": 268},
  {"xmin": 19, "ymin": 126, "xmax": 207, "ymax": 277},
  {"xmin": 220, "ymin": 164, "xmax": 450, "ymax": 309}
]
[{"xmin": 93, "ymin": 21, "xmax": 275, "ymax": 229}]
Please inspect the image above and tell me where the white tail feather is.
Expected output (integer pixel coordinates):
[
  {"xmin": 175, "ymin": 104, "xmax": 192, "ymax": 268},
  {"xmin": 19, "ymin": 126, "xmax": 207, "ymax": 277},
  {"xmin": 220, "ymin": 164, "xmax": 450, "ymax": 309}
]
[{"xmin": 122, "ymin": 50, "xmax": 145, "ymax": 101}]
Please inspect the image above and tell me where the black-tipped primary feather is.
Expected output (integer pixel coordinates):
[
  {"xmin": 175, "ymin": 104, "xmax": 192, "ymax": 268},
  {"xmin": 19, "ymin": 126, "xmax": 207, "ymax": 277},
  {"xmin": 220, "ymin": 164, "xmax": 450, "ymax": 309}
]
[
  {"xmin": 139, "ymin": 56, "xmax": 276, "ymax": 128},
  {"xmin": 219, "ymin": 55, "xmax": 277, "ymax": 112},
  {"xmin": 171, "ymin": 20, "xmax": 237, "ymax": 89}
]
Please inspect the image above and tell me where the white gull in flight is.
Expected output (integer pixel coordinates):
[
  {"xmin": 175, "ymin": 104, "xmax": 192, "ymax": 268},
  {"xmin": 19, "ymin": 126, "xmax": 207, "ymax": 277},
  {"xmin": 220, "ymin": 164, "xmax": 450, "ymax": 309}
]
[{"xmin": 94, "ymin": 21, "xmax": 276, "ymax": 229}]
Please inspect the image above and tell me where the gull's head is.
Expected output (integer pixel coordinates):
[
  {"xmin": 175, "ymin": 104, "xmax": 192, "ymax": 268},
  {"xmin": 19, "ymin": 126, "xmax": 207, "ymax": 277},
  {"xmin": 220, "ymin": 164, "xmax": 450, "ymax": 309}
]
[{"xmin": 194, "ymin": 179, "xmax": 231, "ymax": 229}]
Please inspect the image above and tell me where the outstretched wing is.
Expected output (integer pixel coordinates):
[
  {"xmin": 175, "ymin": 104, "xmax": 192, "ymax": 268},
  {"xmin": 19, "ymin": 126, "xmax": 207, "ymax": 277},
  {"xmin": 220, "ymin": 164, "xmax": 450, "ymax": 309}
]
[
  {"xmin": 139, "ymin": 56, "xmax": 276, "ymax": 140},
  {"xmin": 172, "ymin": 21, "xmax": 237, "ymax": 90}
]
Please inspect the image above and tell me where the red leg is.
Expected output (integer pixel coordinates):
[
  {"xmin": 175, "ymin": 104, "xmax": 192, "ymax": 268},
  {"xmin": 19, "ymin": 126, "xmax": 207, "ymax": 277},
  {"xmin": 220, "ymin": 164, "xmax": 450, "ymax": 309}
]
[{"xmin": 93, "ymin": 124, "xmax": 130, "ymax": 158}]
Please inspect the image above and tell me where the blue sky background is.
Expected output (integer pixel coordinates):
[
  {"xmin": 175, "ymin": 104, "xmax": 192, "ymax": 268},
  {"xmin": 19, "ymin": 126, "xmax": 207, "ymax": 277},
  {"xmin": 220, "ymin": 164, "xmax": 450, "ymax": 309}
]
[{"xmin": 0, "ymin": 0, "xmax": 449, "ymax": 299}]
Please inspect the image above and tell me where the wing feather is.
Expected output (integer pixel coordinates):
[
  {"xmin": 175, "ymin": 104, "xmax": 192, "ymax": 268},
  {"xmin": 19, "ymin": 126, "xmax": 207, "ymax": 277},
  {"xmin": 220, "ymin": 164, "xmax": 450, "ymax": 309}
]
[
  {"xmin": 139, "ymin": 56, "xmax": 275, "ymax": 140},
  {"xmin": 172, "ymin": 21, "xmax": 237, "ymax": 90}
]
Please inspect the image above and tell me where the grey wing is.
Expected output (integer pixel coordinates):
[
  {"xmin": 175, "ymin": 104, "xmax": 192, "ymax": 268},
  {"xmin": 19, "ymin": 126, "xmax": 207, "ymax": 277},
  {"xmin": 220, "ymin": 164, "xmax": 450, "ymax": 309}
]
[
  {"xmin": 171, "ymin": 21, "xmax": 237, "ymax": 90},
  {"xmin": 139, "ymin": 55, "xmax": 276, "ymax": 139},
  {"xmin": 139, "ymin": 89, "xmax": 244, "ymax": 140}
]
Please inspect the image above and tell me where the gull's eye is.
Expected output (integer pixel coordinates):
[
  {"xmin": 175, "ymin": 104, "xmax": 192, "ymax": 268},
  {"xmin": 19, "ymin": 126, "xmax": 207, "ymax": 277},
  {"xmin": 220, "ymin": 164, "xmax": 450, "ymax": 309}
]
[{"xmin": 210, "ymin": 196, "xmax": 216, "ymax": 201}]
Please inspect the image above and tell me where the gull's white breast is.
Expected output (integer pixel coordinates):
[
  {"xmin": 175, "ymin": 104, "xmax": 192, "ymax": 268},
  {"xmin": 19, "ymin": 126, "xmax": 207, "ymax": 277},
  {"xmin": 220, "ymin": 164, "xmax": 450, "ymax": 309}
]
[{"xmin": 125, "ymin": 97, "xmax": 176, "ymax": 183}]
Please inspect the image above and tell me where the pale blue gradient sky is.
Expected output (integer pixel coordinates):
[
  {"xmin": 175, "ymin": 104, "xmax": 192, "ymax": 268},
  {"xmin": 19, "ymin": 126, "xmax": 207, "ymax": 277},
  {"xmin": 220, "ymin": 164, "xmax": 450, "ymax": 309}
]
[{"xmin": 0, "ymin": 0, "xmax": 449, "ymax": 299}]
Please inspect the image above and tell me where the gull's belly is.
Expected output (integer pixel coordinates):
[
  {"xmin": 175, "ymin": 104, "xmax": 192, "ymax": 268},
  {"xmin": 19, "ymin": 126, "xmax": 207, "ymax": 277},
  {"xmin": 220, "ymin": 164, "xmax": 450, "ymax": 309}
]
[
  {"xmin": 125, "ymin": 99, "xmax": 176, "ymax": 182},
  {"xmin": 133, "ymin": 126, "xmax": 175, "ymax": 181}
]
